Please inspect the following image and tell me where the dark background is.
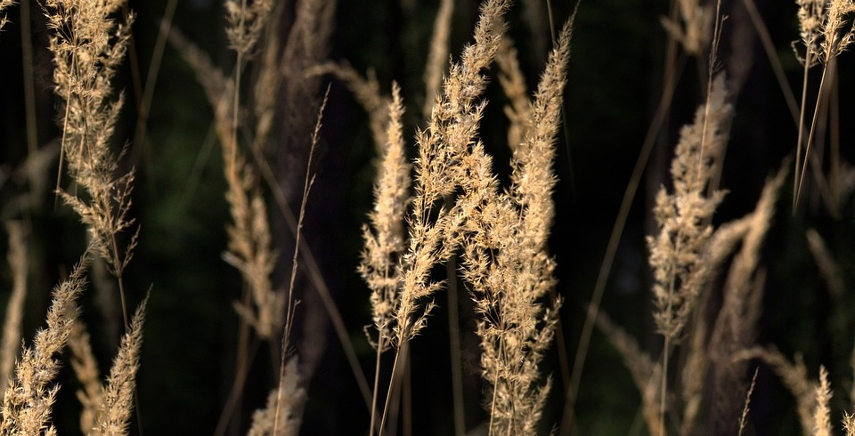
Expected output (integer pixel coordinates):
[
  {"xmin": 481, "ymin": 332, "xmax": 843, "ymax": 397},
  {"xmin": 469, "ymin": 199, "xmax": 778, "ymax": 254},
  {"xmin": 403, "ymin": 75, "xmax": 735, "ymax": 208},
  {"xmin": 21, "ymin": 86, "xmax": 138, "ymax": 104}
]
[{"xmin": 1, "ymin": 0, "xmax": 854, "ymax": 435}]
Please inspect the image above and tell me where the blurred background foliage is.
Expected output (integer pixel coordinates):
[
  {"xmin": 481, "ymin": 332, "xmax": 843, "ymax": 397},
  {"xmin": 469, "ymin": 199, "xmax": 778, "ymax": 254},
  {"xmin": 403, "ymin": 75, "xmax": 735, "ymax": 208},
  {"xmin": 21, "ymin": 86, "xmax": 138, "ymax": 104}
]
[{"xmin": 1, "ymin": 0, "xmax": 855, "ymax": 435}]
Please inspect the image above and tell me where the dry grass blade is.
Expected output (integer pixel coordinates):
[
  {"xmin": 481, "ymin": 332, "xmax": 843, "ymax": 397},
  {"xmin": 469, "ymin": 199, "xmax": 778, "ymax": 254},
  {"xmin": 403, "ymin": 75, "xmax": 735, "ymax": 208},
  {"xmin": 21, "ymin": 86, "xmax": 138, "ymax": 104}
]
[
  {"xmin": 1, "ymin": 222, "xmax": 27, "ymax": 389},
  {"xmin": 0, "ymin": 255, "xmax": 90, "ymax": 436}
]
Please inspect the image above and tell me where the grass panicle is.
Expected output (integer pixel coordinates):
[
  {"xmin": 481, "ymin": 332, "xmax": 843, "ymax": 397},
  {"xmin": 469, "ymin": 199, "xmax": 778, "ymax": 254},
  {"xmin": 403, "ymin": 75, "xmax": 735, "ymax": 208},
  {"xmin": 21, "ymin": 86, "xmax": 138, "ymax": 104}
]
[
  {"xmin": 172, "ymin": 20, "xmax": 283, "ymax": 341},
  {"xmin": 93, "ymin": 295, "xmax": 148, "ymax": 436},
  {"xmin": 661, "ymin": 0, "xmax": 712, "ymax": 56},
  {"xmin": 814, "ymin": 366, "xmax": 832, "ymax": 436},
  {"xmin": 359, "ymin": 83, "xmax": 410, "ymax": 352},
  {"xmin": 495, "ymin": 36, "xmax": 532, "ymax": 153},
  {"xmin": 459, "ymin": 16, "xmax": 573, "ymax": 436},
  {"xmin": 393, "ymin": 0, "xmax": 510, "ymax": 348},
  {"xmin": 246, "ymin": 358, "xmax": 306, "ymax": 436},
  {"xmin": 648, "ymin": 73, "xmax": 731, "ymax": 343},
  {"xmin": 0, "ymin": 255, "xmax": 89, "ymax": 436},
  {"xmin": 707, "ymin": 167, "xmax": 786, "ymax": 435},
  {"xmin": 43, "ymin": 0, "xmax": 138, "ymax": 330},
  {"xmin": 224, "ymin": 0, "xmax": 274, "ymax": 58}
]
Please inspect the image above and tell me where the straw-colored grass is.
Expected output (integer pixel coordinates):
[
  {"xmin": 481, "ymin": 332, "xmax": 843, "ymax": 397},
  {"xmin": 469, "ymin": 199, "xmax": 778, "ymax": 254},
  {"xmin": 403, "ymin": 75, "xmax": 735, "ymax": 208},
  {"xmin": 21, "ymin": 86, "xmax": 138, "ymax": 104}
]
[{"xmin": 4, "ymin": 0, "xmax": 855, "ymax": 435}]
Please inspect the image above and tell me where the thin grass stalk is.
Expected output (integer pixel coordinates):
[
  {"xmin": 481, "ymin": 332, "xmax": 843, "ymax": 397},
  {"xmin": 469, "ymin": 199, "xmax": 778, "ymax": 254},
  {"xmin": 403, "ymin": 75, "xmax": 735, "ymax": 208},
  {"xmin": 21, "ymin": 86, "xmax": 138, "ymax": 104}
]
[
  {"xmin": 562, "ymin": 7, "xmax": 686, "ymax": 434},
  {"xmin": 242, "ymin": 77, "xmax": 375, "ymax": 408},
  {"xmin": 795, "ymin": 46, "xmax": 813, "ymax": 208},
  {"xmin": 737, "ymin": 369, "xmax": 759, "ymax": 436},
  {"xmin": 830, "ymin": 67, "xmax": 840, "ymax": 211},
  {"xmin": 270, "ymin": 88, "xmax": 326, "ymax": 436},
  {"xmin": 19, "ymin": 0, "xmax": 38, "ymax": 210},
  {"xmin": 378, "ymin": 346, "xmax": 403, "ymax": 436},
  {"xmin": 446, "ymin": 255, "xmax": 465, "ymax": 436},
  {"xmin": 739, "ymin": 0, "xmax": 800, "ymax": 121},
  {"xmin": 793, "ymin": 0, "xmax": 855, "ymax": 210},
  {"xmin": 130, "ymin": 0, "xmax": 179, "ymax": 162},
  {"xmin": 796, "ymin": 63, "xmax": 829, "ymax": 208},
  {"xmin": 737, "ymin": 348, "xmax": 816, "ymax": 433}
]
